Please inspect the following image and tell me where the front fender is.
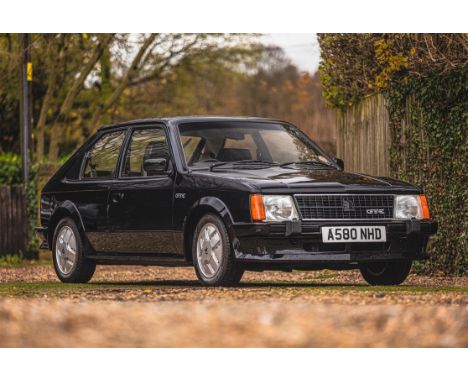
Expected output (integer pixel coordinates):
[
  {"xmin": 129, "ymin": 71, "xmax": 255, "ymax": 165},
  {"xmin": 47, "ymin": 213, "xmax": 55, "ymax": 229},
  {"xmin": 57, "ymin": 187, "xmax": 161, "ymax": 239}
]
[
  {"xmin": 182, "ymin": 196, "xmax": 238, "ymax": 262},
  {"xmin": 185, "ymin": 196, "xmax": 235, "ymax": 231}
]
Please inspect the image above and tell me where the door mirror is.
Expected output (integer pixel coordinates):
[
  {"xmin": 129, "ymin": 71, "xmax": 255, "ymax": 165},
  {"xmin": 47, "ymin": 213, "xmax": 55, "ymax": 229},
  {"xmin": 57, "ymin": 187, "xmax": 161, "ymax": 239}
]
[
  {"xmin": 335, "ymin": 158, "xmax": 344, "ymax": 171},
  {"xmin": 143, "ymin": 158, "xmax": 168, "ymax": 175}
]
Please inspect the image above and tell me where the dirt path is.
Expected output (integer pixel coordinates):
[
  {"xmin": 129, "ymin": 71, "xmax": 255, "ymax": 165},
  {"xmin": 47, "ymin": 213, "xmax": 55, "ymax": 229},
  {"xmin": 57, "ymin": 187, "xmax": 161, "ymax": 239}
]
[{"xmin": 0, "ymin": 265, "xmax": 467, "ymax": 347}]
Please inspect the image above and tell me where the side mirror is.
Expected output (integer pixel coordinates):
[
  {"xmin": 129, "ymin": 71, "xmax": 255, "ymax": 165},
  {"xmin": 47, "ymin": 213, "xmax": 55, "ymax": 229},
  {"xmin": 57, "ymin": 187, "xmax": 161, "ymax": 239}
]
[
  {"xmin": 335, "ymin": 158, "xmax": 344, "ymax": 171},
  {"xmin": 143, "ymin": 158, "xmax": 169, "ymax": 175}
]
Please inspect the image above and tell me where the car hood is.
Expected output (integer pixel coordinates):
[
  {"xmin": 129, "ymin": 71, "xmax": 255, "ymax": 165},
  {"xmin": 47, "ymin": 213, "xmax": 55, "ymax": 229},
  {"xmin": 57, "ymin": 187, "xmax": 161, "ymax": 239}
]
[{"xmin": 191, "ymin": 167, "xmax": 420, "ymax": 193}]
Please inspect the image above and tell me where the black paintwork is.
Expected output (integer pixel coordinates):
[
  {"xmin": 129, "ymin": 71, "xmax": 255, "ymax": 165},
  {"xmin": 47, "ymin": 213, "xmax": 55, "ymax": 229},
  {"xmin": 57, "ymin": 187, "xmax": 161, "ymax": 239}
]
[{"xmin": 37, "ymin": 116, "xmax": 437, "ymax": 269}]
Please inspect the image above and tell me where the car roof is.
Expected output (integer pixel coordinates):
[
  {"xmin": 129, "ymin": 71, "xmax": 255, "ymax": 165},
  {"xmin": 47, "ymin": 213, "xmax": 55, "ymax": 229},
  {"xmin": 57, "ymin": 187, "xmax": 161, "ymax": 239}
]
[{"xmin": 98, "ymin": 116, "xmax": 290, "ymax": 132}]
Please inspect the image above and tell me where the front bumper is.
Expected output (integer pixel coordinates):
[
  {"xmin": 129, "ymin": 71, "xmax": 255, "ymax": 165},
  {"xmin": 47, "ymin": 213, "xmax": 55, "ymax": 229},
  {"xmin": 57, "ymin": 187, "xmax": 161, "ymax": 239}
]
[{"xmin": 231, "ymin": 220, "xmax": 437, "ymax": 267}]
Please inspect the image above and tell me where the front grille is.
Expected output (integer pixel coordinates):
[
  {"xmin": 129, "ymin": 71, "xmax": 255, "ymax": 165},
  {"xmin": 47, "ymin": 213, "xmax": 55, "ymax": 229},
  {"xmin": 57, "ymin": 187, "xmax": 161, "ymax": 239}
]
[{"xmin": 295, "ymin": 194, "xmax": 394, "ymax": 220}]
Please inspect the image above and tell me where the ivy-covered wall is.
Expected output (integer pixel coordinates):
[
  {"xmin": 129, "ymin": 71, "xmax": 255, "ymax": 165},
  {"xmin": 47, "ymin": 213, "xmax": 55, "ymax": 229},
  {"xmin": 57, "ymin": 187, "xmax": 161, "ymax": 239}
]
[
  {"xmin": 318, "ymin": 34, "xmax": 467, "ymax": 274},
  {"xmin": 385, "ymin": 70, "xmax": 467, "ymax": 274}
]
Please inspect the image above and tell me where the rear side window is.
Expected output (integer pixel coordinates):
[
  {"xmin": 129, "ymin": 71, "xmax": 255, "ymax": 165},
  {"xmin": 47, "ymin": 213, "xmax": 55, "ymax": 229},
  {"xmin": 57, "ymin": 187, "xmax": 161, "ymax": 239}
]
[
  {"xmin": 82, "ymin": 131, "xmax": 125, "ymax": 179},
  {"xmin": 122, "ymin": 127, "xmax": 170, "ymax": 177}
]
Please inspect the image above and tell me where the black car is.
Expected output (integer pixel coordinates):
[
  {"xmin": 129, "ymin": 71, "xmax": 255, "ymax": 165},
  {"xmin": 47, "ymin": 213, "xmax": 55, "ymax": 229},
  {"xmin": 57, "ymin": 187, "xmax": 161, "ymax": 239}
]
[{"xmin": 37, "ymin": 117, "xmax": 437, "ymax": 286}]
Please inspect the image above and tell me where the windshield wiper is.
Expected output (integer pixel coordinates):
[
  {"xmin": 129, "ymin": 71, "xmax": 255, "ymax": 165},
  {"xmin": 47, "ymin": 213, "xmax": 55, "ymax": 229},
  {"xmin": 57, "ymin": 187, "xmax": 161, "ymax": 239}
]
[
  {"xmin": 188, "ymin": 158, "xmax": 224, "ymax": 171},
  {"xmin": 280, "ymin": 160, "xmax": 335, "ymax": 169},
  {"xmin": 210, "ymin": 160, "xmax": 279, "ymax": 171}
]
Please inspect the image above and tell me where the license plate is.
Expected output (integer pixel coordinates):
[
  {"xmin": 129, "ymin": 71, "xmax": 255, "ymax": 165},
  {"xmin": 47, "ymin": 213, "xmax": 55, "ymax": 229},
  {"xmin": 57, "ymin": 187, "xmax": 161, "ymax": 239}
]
[{"xmin": 321, "ymin": 226, "xmax": 386, "ymax": 243}]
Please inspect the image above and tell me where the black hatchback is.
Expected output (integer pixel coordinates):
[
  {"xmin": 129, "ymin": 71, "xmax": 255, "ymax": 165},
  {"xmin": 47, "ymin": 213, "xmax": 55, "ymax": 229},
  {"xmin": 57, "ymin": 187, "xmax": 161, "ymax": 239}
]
[{"xmin": 37, "ymin": 117, "xmax": 437, "ymax": 286}]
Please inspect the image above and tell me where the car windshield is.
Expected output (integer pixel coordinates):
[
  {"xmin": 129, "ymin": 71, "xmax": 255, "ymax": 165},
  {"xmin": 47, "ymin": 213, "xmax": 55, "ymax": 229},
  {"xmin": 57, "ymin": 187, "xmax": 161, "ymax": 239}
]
[{"xmin": 178, "ymin": 121, "xmax": 334, "ymax": 169}]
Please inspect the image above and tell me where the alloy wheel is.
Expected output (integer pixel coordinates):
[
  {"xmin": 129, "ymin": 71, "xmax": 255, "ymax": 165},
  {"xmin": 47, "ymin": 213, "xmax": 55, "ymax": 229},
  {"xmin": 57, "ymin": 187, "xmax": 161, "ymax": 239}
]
[
  {"xmin": 55, "ymin": 225, "xmax": 77, "ymax": 275},
  {"xmin": 196, "ymin": 222, "xmax": 223, "ymax": 278}
]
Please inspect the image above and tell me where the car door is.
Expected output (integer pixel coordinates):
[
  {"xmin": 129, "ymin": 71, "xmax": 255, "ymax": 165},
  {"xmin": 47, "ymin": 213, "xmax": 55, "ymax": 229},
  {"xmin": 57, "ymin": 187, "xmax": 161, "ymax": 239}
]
[
  {"xmin": 58, "ymin": 129, "xmax": 126, "ymax": 253},
  {"xmin": 106, "ymin": 125, "xmax": 178, "ymax": 254}
]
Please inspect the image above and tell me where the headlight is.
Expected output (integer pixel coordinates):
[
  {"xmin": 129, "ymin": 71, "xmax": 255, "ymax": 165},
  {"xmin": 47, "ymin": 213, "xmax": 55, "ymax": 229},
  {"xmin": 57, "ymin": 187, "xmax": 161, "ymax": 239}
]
[
  {"xmin": 394, "ymin": 195, "xmax": 429, "ymax": 220},
  {"xmin": 250, "ymin": 194, "xmax": 299, "ymax": 222}
]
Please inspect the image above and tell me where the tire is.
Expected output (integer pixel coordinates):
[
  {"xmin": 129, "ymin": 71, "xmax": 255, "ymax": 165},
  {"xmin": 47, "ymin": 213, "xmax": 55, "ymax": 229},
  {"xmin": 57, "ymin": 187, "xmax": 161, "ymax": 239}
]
[
  {"xmin": 359, "ymin": 260, "xmax": 412, "ymax": 286},
  {"xmin": 192, "ymin": 213, "xmax": 244, "ymax": 286},
  {"xmin": 52, "ymin": 217, "xmax": 96, "ymax": 283}
]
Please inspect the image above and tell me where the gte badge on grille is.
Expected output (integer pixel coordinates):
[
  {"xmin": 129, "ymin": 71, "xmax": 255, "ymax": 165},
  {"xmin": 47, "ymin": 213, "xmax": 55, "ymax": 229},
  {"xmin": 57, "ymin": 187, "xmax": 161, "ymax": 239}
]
[{"xmin": 366, "ymin": 208, "xmax": 385, "ymax": 215}]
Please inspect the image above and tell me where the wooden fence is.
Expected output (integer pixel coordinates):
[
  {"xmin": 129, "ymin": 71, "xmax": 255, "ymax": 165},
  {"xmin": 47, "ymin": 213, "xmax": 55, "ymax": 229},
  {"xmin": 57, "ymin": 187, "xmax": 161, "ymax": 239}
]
[
  {"xmin": 0, "ymin": 185, "xmax": 28, "ymax": 256},
  {"xmin": 336, "ymin": 93, "xmax": 390, "ymax": 176}
]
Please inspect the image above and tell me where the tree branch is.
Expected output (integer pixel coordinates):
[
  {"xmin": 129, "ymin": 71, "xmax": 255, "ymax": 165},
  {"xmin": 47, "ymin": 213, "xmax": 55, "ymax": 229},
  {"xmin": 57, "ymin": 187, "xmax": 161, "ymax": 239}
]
[
  {"xmin": 57, "ymin": 34, "xmax": 115, "ymax": 119},
  {"xmin": 89, "ymin": 34, "xmax": 157, "ymax": 129},
  {"xmin": 48, "ymin": 34, "xmax": 115, "ymax": 161}
]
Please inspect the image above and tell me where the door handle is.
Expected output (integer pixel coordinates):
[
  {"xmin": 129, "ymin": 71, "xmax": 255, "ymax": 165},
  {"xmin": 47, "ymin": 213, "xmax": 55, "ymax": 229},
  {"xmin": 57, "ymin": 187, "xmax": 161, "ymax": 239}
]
[{"xmin": 111, "ymin": 192, "xmax": 124, "ymax": 203}]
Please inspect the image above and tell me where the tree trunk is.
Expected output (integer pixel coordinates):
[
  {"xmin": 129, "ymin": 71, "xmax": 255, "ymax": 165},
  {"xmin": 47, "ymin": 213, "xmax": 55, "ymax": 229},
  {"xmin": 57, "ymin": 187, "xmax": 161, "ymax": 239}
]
[
  {"xmin": 47, "ymin": 122, "xmax": 61, "ymax": 162},
  {"xmin": 35, "ymin": 39, "xmax": 58, "ymax": 163},
  {"xmin": 99, "ymin": 44, "xmax": 112, "ymax": 125}
]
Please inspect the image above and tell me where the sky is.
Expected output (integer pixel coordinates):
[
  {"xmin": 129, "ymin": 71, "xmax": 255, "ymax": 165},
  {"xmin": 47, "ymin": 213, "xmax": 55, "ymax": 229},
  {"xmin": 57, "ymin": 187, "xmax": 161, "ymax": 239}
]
[{"xmin": 262, "ymin": 33, "xmax": 321, "ymax": 73}]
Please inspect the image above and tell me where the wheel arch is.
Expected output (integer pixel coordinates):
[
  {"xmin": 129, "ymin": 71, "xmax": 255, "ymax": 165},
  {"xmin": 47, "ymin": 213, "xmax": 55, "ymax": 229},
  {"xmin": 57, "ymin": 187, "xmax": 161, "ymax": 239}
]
[
  {"xmin": 47, "ymin": 201, "xmax": 87, "ymax": 249},
  {"xmin": 182, "ymin": 197, "xmax": 235, "ymax": 263}
]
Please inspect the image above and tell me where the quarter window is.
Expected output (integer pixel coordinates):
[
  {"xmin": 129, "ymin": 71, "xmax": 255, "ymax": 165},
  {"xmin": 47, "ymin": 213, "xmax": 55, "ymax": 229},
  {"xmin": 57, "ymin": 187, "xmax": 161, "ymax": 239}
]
[
  {"xmin": 82, "ymin": 131, "xmax": 125, "ymax": 179},
  {"xmin": 122, "ymin": 128, "xmax": 170, "ymax": 177}
]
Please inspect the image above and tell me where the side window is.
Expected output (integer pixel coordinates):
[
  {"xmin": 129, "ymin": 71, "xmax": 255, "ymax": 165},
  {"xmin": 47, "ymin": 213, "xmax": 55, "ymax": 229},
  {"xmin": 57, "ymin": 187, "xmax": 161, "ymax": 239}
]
[
  {"xmin": 122, "ymin": 127, "xmax": 170, "ymax": 177},
  {"xmin": 82, "ymin": 131, "xmax": 125, "ymax": 179}
]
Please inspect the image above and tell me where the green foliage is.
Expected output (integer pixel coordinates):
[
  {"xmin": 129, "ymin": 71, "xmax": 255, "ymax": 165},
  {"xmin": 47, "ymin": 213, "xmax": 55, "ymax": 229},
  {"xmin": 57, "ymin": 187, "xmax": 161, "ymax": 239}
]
[
  {"xmin": 385, "ymin": 70, "xmax": 467, "ymax": 274},
  {"xmin": 0, "ymin": 152, "xmax": 22, "ymax": 184},
  {"xmin": 318, "ymin": 33, "xmax": 467, "ymax": 109}
]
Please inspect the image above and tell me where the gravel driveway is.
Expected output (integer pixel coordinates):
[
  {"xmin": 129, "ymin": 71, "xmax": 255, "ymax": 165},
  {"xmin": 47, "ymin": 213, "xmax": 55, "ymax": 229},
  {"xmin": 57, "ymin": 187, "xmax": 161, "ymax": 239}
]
[{"xmin": 0, "ymin": 265, "xmax": 467, "ymax": 347}]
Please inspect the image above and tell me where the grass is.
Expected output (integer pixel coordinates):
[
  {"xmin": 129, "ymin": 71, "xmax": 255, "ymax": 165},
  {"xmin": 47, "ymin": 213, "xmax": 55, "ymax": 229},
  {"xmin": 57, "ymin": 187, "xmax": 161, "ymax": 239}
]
[
  {"xmin": 1, "ymin": 255, "xmax": 466, "ymax": 297},
  {"xmin": 253, "ymin": 281, "xmax": 468, "ymax": 293},
  {"xmin": 0, "ymin": 279, "xmax": 466, "ymax": 298},
  {"xmin": 0, "ymin": 281, "xmax": 147, "ymax": 297},
  {"xmin": 0, "ymin": 253, "xmax": 51, "ymax": 268},
  {"xmin": 0, "ymin": 255, "xmax": 24, "ymax": 267}
]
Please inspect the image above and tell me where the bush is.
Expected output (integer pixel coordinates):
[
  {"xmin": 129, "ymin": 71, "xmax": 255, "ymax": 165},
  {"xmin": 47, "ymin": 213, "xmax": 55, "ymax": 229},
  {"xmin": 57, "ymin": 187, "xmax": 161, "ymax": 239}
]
[{"xmin": 0, "ymin": 152, "xmax": 22, "ymax": 184}]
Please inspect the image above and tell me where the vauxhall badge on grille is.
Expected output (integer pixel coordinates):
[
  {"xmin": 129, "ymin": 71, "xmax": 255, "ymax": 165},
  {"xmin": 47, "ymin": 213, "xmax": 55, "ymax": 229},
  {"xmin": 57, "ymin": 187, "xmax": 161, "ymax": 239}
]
[{"xmin": 342, "ymin": 199, "xmax": 355, "ymax": 212}]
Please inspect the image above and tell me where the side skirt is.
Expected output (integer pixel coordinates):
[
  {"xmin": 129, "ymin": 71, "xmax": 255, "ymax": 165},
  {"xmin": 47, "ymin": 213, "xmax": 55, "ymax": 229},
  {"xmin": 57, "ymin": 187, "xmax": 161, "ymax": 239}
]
[{"xmin": 87, "ymin": 253, "xmax": 190, "ymax": 267}]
